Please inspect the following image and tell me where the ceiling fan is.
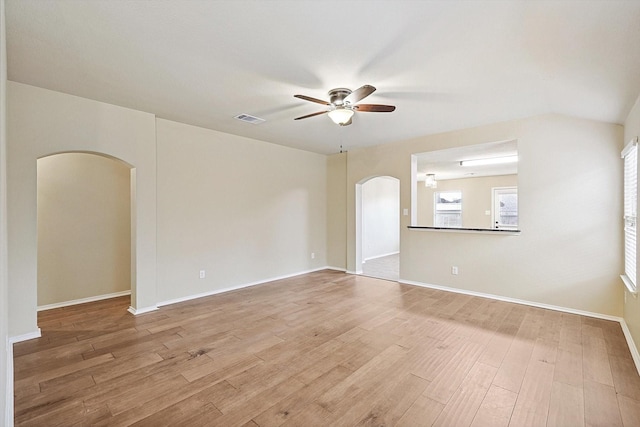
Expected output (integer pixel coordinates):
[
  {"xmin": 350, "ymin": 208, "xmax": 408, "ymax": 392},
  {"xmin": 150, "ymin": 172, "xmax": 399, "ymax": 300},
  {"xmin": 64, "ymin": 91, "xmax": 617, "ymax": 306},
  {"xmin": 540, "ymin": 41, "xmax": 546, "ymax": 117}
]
[{"xmin": 294, "ymin": 85, "xmax": 396, "ymax": 126}]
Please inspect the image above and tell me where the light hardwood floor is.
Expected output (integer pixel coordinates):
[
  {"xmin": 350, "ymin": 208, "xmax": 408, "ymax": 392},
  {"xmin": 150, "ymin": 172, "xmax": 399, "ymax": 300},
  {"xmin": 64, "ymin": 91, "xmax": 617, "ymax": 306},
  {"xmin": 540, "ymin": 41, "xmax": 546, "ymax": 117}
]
[{"xmin": 13, "ymin": 270, "xmax": 640, "ymax": 426}]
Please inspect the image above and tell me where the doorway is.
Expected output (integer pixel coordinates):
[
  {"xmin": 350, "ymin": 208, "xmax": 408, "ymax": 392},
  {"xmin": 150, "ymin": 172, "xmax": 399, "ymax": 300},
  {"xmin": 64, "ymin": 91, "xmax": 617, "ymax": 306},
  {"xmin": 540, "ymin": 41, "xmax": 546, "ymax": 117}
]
[
  {"xmin": 37, "ymin": 152, "xmax": 133, "ymax": 309},
  {"xmin": 356, "ymin": 176, "xmax": 400, "ymax": 281}
]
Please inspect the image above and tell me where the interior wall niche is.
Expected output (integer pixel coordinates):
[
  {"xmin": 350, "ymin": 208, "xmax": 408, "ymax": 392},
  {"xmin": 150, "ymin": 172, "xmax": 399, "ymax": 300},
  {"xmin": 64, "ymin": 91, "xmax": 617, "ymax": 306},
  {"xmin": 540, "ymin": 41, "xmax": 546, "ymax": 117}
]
[
  {"xmin": 411, "ymin": 140, "xmax": 518, "ymax": 230},
  {"xmin": 37, "ymin": 152, "xmax": 131, "ymax": 307}
]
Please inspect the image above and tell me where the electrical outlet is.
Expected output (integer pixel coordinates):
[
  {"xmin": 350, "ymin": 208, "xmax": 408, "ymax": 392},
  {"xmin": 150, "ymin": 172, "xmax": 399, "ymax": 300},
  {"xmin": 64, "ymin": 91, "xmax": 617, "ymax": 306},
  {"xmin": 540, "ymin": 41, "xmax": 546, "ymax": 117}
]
[
  {"xmin": 311, "ymin": 252, "xmax": 315, "ymax": 259},
  {"xmin": 199, "ymin": 270, "xmax": 205, "ymax": 279},
  {"xmin": 451, "ymin": 266, "xmax": 458, "ymax": 275}
]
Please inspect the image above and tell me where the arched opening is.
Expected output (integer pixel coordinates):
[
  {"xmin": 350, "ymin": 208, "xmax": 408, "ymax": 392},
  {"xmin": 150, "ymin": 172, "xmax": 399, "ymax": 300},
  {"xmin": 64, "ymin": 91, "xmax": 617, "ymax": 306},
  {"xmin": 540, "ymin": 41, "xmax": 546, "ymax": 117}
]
[
  {"xmin": 355, "ymin": 176, "xmax": 400, "ymax": 281},
  {"xmin": 36, "ymin": 152, "xmax": 136, "ymax": 310}
]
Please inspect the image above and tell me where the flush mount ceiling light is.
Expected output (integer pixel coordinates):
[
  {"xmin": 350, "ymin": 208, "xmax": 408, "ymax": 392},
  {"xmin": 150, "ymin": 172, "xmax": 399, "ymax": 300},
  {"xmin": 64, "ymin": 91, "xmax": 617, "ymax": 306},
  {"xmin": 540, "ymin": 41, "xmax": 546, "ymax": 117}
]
[
  {"xmin": 328, "ymin": 107, "xmax": 355, "ymax": 126},
  {"xmin": 460, "ymin": 155, "xmax": 518, "ymax": 167},
  {"xmin": 425, "ymin": 174, "xmax": 437, "ymax": 188}
]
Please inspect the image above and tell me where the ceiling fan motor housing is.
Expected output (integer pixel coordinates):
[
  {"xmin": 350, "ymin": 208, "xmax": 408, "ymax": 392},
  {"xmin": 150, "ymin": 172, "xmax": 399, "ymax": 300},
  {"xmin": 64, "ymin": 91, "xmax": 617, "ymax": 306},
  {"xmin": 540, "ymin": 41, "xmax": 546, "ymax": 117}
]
[{"xmin": 328, "ymin": 88, "xmax": 352, "ymax": 106}]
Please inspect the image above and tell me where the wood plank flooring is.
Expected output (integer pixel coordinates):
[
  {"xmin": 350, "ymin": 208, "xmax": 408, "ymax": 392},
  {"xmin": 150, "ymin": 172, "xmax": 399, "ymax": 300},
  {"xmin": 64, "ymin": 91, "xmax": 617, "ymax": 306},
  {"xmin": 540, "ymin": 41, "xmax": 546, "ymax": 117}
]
[{"xmin": 13, "ymin": 270, "xmax": 640, "ymax": 426}]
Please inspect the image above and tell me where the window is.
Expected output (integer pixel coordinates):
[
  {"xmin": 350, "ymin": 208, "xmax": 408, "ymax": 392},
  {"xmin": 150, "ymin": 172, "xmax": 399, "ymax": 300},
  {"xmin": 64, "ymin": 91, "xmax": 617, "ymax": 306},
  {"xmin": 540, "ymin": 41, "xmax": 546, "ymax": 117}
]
[
  {"xmin": 493, "ymin": 187, "xmax": 518, "ymax": 230},
  {"xmin": 434, "ymin": 191, "xmax": 462, "ymax": 227},
  {"xmin": 622, "ymin": 139, "xmax": 638, "ymax": 292}
]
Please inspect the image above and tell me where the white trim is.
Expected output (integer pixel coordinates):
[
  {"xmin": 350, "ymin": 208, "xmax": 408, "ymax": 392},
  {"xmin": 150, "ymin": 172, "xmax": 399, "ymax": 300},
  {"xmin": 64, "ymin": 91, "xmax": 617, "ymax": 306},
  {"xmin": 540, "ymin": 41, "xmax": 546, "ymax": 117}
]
[
  {"xmin": 363, "ymin": 251, "xmax": 399, "ymax": 263},
  {"xmin": 346, "ymin": 270, "xmax": 363, "ymax": 275},
  {"xmin": 9, "ymin": 328, "xmax": 41, "ymax": 344},
  {"xmin": 5, "ymin": 336, "xmax": 13, "ymax": 427},
  {"xmin": 127, "ymin": 305, "xmax": 158, "ymax": 315},
  {"xmin": 399, "ymin": 278, "xmax": 622, "ymax": 322},
  {"xmin": 620, "ymin": 320, "xmax": 640, "ymax": 376},
  {"xmin": 621, "ymin": 274, "xmax": 637, "ymax": 295},
  {"xmin": 621, "ymin": 137, "xmax": 639, "ymax": 158},
  {"xmin": 157, "ymin": 267, "xmax": 332, "ymax": 308},
  {"xmin": 37, "ymin": 290, "xmax": 131, "ymax": 311}
]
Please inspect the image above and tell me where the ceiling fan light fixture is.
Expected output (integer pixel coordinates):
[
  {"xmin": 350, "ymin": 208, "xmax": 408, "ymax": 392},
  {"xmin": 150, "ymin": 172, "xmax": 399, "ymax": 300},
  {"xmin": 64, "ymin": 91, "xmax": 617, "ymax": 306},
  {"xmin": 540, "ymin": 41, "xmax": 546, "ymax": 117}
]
[
  {"xmin": 328, "ymin": 107, "xmax": 355, "ymax": 126},
  {"xmin": 294, "ymin": 85, "xmax": 394, "ymax": 124}
]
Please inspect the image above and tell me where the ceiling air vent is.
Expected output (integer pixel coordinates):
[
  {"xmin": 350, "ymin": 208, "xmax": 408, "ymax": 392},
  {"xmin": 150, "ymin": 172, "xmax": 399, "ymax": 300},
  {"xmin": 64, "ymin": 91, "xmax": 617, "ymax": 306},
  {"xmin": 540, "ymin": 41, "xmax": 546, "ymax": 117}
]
[{"xmin": 234, "ymin": 113, "xmax": 265, "ymax": 125}]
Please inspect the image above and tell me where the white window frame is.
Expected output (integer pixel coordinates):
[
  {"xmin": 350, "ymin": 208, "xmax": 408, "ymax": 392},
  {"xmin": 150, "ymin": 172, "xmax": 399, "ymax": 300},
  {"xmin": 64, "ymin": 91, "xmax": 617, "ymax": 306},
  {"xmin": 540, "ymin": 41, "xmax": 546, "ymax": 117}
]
[
  {"xmin": 434, "ymin": 190, "xmax": 462, "ymax": 228},
  {"xmin": 622, "ymin": 138, "xmax": 638, "ymax": 294},
  {"xmin": 492, "ymin": 187, "xmax": 518, "ymax": 230}
]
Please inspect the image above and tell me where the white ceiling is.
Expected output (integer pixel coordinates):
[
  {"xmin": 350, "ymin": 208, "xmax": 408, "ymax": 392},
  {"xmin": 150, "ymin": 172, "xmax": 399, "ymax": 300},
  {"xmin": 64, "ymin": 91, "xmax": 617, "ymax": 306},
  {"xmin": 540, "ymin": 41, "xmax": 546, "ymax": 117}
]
[{"xmin": 6, "ymin": 0, "xmax": 640, "ymax": 155}]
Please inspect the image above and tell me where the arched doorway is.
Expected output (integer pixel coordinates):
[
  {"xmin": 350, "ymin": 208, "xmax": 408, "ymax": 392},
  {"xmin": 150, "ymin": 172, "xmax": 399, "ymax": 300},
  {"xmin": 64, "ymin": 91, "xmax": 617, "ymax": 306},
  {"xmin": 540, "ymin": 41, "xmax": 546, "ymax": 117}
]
[
  {"xmin": 37, "ymin": 152, "xmax": 135, "ymax": 309},
  {"xmin": 355, "ymin": 176, "xmax": 400, "ymax": 281}
]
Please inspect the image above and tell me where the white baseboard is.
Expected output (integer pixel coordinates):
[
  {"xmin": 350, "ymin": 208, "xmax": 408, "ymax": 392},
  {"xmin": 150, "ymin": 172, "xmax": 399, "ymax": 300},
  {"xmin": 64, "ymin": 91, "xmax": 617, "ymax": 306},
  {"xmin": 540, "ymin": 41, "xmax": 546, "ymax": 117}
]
[
  {"xmin": 399, "ymin": 277, "xmax": 640, "ymax": 374},
  {"xmin": 127, "ymin": 305, "xmax": 158, "ymax": 316},
  {"xmin": 620, "ymin": 320, "xmax": 640, "ymax": 376},
  {"xmin": 399, "ymin": 278, "xmax": 623, "ymax": 322},
  {"xmin": 157, "ymin": 266, "xmax": 335, "ymax": 308},
  {"xmin": 363, "ymin": 251, "xmax": 399, "ymax": 263},
  {"xmin": 37, "ymin": 290, "xmax": 131, "ymax": 311},
  {"xmin": 9, "ymin": 328, "xmax": 41, "ymax": 344}
]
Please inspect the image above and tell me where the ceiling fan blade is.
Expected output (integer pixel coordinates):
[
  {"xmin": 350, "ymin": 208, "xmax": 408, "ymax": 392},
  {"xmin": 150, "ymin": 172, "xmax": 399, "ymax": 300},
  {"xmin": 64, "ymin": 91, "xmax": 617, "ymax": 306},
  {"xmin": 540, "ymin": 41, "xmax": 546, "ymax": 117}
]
[
  {"xmin": 353, "ymin": 104, "xmax": 396, "ymax": 112},
  {"xmin": 294, "ymin": 94, "xmax": 330, "ymax": 106},
  {"xmin": 344, "ymin": 85, "xmax": 376, "ymax": 105},
  {"xmin": 294, "ymin": 110, "xmax": 329, "ymax": 120}
]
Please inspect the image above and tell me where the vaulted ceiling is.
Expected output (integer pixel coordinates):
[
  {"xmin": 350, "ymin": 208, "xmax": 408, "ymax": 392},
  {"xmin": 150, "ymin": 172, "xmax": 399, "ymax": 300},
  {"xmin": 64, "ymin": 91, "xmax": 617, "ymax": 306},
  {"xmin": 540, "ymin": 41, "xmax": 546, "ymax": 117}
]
[{"xmin": 6, "ymin": 0, "xmax": 640, "ymax": 154}]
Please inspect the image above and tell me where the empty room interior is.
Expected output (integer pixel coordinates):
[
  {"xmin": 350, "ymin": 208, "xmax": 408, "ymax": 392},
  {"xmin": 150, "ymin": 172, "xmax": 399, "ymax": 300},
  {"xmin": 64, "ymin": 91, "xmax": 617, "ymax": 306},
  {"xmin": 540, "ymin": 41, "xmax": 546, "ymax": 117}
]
[{"xmin": 2, "ymin": 1, "xmax": 640, "ymax": 426}]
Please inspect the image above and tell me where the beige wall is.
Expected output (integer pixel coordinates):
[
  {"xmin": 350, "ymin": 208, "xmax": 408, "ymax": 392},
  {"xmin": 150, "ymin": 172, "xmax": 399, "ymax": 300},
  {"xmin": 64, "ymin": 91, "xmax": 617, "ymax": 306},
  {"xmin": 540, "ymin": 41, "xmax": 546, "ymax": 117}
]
[
  {"xmin": 37, "ymin": 153, "xmax": 131, "ymax": 306},
  {"xmin": 7, "ymin": 82, "xmax": 157, "ymax": 337},
  {"xmin": 344, "ymin": 114, "xmax": 623, "ymax": 316},
  {"xmin": 155, "ymin": 119, "xmax": 327, "ymax": 303},
  {"xmin": 7, "ymin": 82, "xmax": 331, "ymax": 337},
  {"xmin": 326, "ymin": 153, "xmax": 347, "ymax": 269},
  {"xmin": 417, "ymin": 174, "xmax": 517, "ymax": 228},
  {"xmin": 624, "ymin": 93, "xmax": 640, "ymax": 358}
]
